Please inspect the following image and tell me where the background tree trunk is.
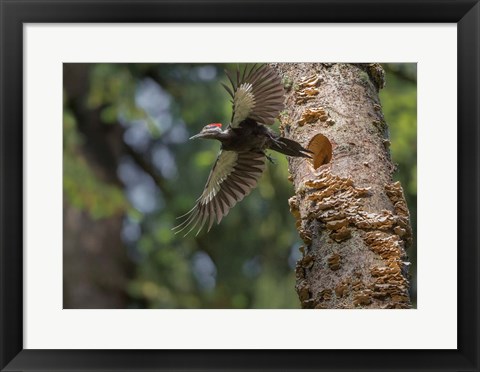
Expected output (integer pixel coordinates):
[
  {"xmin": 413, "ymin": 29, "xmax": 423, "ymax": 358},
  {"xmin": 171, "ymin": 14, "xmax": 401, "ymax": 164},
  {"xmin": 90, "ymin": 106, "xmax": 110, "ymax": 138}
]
[
  {"xmin": 274, "ymin": 63, "xmax": 412, "ymax": 309},
  {"xmin": 63, "ymin": 64, "xmax": 132, "ymax": 308}
]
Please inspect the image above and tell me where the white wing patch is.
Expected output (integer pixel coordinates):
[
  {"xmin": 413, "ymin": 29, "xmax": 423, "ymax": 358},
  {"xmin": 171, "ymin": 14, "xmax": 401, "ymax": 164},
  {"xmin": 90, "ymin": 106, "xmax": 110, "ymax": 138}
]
[
  {"xmin": 223, "ymin": 64, "xmax": 285, "ymax": 128},
  {"xmin": 201, "ymin": 151, "xmax": 238, "ymax": 203},
  {"xmin": 173, "ymin": 150, "xmax": 266, "ymax": 236},
  {"xmin": 231, "ymin": 83, "xmax": 256, "ymax": 127}
]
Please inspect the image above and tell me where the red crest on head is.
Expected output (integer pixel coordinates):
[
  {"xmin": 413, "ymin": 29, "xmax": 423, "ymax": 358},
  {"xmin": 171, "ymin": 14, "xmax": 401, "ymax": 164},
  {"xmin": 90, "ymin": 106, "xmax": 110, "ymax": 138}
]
[{"xmin": 207, "ymin": 123, "xmax": 222, "ymax": 128}]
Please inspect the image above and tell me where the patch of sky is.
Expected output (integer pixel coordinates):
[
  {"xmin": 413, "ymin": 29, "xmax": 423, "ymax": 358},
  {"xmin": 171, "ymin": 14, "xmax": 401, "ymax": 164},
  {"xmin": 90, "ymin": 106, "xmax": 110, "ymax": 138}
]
[
  {"xmin": 288, "ymin": 243, "xmax": 303, "ymax": 270},
  {"xmin": 152, "ymin": 144, "xmax": 177, "ymax": 179},
  {"xmin": 242, "ymin": 256, "xmax": 262, "ymax": 278},
  {"xmin": 118, "ymin": 156, "xmax": 163, "ymax": 214},
  {"xmin": 195, "ymin": 65, "xmax": 217, "ymax": 81},
  {"xmin": 123, "ymin": 119, "xmax": 151, "ymax": 152},
  {"xmin": 192, "ymin": 251, "xmax": 217, "ymax": 291}
]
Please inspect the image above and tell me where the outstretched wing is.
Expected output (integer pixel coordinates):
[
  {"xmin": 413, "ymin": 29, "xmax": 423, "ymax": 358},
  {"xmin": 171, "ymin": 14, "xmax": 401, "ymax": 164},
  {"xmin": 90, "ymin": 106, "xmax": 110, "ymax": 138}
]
[
  {"xmin": 222, "ymin": 64, "xmax": 285, "ymax": 128},
  {"xmin": 173, "ymin": 150, "xmax": 266, "ymax": 236}
]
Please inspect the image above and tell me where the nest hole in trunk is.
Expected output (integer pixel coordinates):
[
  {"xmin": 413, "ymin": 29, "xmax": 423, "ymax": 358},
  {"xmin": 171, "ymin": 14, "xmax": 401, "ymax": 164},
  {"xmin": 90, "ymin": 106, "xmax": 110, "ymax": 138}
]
[{"xmin": 307, "ymin": 133, "xmax": 332, "ymax": 169}]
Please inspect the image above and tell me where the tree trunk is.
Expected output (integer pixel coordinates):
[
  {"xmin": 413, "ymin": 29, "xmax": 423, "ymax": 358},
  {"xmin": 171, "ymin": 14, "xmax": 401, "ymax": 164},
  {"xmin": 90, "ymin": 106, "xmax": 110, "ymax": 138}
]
[{"xmin": 273, "ymin": 63, "xmax": 412, "ymax": 309}]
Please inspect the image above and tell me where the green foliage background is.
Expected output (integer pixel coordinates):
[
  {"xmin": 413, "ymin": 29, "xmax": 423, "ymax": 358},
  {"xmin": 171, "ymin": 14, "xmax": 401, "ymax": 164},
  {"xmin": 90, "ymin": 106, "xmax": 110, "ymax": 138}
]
[{"xmin": 63, "ymin": 63, "xmax": 417, "ymax": 308}]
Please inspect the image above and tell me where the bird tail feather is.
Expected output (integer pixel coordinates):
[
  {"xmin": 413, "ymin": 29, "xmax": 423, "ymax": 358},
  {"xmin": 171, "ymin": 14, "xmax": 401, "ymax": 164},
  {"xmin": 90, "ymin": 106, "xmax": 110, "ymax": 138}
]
[{"xmin": 269, "ymin": 137, "xmax": 312, "ymax": 158}]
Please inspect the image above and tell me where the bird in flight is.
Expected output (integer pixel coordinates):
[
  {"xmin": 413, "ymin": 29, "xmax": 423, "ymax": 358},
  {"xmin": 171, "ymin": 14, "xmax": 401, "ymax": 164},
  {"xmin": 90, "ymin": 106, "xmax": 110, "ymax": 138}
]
[{"xmin": 174, "ymin": 64, "xmax": 311, "ymax": 236}]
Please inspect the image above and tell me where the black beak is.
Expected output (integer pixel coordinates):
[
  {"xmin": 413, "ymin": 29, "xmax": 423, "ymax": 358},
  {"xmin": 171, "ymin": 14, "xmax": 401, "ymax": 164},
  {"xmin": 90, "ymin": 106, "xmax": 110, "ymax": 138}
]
[{"xmin": 189, "ymin": 133, "xmax": 203, "ymax": 140}]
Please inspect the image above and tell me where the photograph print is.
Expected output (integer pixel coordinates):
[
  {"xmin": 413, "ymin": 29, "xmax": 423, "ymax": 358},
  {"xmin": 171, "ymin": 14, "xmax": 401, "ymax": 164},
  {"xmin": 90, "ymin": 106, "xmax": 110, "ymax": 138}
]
[{"xmin": 63, "ymin": 63, "xmax": 417, "ymax": 309}]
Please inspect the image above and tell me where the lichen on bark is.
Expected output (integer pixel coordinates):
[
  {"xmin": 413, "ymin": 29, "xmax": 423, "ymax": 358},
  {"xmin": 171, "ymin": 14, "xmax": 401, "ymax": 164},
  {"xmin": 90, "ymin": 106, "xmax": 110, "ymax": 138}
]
[{"xmin": 272, "ymin": 63, "xmax": 412, "ymax": 309}]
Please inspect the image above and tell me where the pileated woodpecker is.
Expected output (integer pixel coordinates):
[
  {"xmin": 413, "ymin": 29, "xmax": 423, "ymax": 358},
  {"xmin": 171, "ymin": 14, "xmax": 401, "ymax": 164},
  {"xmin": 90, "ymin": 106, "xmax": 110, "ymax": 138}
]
[{"xmin": 174, "ymin": 64, "xmax": 311, "ymax": 236}]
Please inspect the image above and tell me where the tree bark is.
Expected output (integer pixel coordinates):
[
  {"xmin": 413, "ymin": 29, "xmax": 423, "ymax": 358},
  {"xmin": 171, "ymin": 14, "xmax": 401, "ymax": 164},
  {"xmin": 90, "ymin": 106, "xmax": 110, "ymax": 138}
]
[{"xmin": 273, "ymin": 63, "xmax": 412, "ymax": 309}]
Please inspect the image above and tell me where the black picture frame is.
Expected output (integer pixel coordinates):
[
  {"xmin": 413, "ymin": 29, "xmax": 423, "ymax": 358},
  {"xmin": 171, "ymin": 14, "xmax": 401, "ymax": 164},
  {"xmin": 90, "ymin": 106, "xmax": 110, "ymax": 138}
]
[{"xmin": 1, "ymin": 1, "xmax": 479, "ymax": 371}]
